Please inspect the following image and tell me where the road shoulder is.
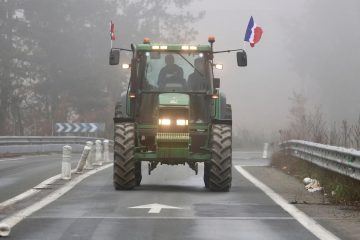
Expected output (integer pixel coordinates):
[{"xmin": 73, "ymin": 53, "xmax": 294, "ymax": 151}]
[{"xmin": 244, "ymin": 166, "xmax": 360, "ymax": 240}]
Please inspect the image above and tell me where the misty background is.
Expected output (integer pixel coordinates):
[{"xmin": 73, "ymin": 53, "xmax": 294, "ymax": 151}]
[{"xmin": 1, "ymin": 0, "xmax": 360, "ymax": 148}]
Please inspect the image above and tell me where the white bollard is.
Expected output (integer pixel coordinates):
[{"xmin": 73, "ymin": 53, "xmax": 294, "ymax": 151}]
[
  {"xmin": 84, "ymin": 141, "xmax": 94, "ymax": 170},
  {"xmin": 103, "ymin": 139, "xmax": 110, "ymax": 163},
  {"xmin": 0, "ymin": 223, "xmax": 11, "ymax": 237},
  {"xmin": 262, "ymin": 143, "xmax": 269, "ymax": 159},
  {"xmin": 75, "ymin": 146, "xmax": 91, "ymax": 173},
  {"xmin": 93, "ymin": 140, "xmax": 103, "ymax": 166},
  {"xmin": 61, "ymin": 145, "xmax": 72, "ymax": 180}
]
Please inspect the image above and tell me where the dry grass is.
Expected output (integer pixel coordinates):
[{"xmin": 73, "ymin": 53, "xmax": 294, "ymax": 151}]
[{"xmin": 272, "ymin": 152, "xmax": 360, "ymax": 206}]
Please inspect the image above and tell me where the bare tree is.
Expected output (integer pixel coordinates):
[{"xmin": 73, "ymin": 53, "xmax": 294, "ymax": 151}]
[
  {"xmin": 288, "ymin": 92, "xmax": 309, "ymax": 140},
  {"xmin": 352, "ymin": 115, "xmax": 360, "ymax": 150},
  {"xmin": 328, "ymin": 122, "xmax": 340, "ymax": 146},
  {"xmin": 340, "ymin": 120, "xmax": 352, "ymax": 148},
  {"xmin": 307, "ymin": 107, "xmax": 328, "ymax": 144}
]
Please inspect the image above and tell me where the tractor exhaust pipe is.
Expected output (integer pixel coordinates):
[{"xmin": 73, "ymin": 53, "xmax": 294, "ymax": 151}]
[{"xmin": 0, "ymin": 223, "xmax": 11, "ymax": 237}]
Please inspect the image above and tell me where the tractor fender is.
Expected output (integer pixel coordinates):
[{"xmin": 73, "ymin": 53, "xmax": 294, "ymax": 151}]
[
  {"xmin": 219, "ymin": 93, "xmax": 232, "ymax": 121},
  {"xmin": 114, "ymin": 91, "xmax": 134, "ymax": 123}
]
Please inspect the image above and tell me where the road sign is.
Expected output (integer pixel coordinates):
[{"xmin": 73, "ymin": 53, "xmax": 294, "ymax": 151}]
[
  {"xmin": 55, "ymin": 123, "xmax": 105, "ymax": 133},
  {"xmin": 129, "ymin": 203, "xmax": 183, "ymax": 213}
]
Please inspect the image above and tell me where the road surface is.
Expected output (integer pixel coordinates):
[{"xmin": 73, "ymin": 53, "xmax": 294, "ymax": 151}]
[{"xmin": 1, "ymin": 151, "xmax": 333, "ymax": 239}]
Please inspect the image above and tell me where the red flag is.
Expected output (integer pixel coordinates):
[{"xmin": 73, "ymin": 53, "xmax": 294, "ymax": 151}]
[{"xmin": 110, "ymin": 21, "xmax": 115, "ymax": 41}]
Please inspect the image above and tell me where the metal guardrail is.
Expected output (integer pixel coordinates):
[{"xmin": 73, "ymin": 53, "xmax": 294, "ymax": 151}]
[
  {"xmin": 0, "ymin": 136, "xmax": 113, "ymax": 154},
  {"xmin": 280, "ymin": 140, "xmax": 360, "ymax": 181}
]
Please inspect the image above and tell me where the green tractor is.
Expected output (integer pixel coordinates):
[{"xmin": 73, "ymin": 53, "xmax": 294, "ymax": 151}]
[{"xmin": 109, "ymin": 37, "xmax": 247, "ymax": 191}]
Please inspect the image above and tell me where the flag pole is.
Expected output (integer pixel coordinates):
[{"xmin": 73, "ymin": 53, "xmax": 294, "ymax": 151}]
[
  {"xmin": 110, "ymin": 20, "xmax": 114, "ymax": 49},
  {"xmin": 110, "ymin": 20, "xmax": 113, "ymax": 49}
]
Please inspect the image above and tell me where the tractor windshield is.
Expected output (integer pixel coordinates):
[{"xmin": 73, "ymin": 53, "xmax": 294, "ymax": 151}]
[{"xmin": 138, "ymin": 51, "xmax": 212, "ymax": 93}]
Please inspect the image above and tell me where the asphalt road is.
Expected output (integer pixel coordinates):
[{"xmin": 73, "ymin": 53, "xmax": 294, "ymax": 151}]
[
  {"xmin": 3, "ymin": 151, "xmax": 321, "ymax": 239},
  {"xmin": 0, "ymin": 154, "xmax": 80, "ymax": 203}
]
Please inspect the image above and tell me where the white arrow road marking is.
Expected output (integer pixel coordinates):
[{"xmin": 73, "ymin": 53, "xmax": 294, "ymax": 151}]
[
  {"xmin": 56, "ymin": 123, "xmax": 64, "ymax": 133},
  {"xmin": 73, "ymin": 123, "xmax": 81, "ymax": 133},
  {"xmin": 129, "ymin": 203, "xmax": 183, "ymax": 214},
  {"xmin": 89, "ymin": 123, "xmax": 98, "ymax": 133}
]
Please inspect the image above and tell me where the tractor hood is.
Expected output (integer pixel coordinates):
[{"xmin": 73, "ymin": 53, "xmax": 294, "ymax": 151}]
[{"xmin": 159, "ymin": 93, "xmax": 189, "ymax": 106}]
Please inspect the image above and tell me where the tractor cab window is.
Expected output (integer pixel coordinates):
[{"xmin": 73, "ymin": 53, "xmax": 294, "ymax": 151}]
[{"xmin": 138, "ymin": 52, "xmax": 211, "ymax": 93}]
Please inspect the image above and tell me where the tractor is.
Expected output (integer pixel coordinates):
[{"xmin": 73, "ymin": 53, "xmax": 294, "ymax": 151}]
[{"xmin": 109, "ymin": 37, "xmax": 247, "ymax": 191}]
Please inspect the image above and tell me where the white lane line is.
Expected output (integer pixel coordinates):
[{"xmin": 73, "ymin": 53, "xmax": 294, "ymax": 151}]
[
  {"xmin": 27, "ymin": 216, "xmax": 348, "ymax": 220},
  {"xmin": 234, "ymin": 165, "xmax": 340, "ymax": 240},
  {"xmin": 28, "ymin": 216, "xmax": 295, "ymax": 220},
  {"xmin": 0, "ymin": 157, "xmax": 25, "ymax": 162},
  {"xmin": 0, "ymin": 163, "xmax": 112, "ymax": 236},
  {"xmin": 0, "ymin": 174, "xmax": 62, "ymax": 210},
  {"xmin": 0, "ymin": 168, "xmax": 82, "ymax": 210},
  {"xmin": 233, "ymin": 151, "xmax": 262, "ymax": 154}
]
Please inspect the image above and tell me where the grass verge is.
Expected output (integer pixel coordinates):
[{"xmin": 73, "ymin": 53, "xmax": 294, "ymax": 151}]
[{"xmin": 272, "ymin": 152, "xmax": 360, "ymax": 206}]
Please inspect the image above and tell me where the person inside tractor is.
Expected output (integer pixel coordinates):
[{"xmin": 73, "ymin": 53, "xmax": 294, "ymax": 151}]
[
  {"xmin": 188, "ymin": 57, "xmax": 207, "ymax": 91},
  {"xmin": 188, "ymin": 57, "xmax": 210, "ymax": 122},
  {"xmin": 157, "ymin": 54, "xmax": 186, "ymax": 90}
]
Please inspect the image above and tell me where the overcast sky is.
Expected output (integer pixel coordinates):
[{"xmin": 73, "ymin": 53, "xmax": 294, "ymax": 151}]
[{"xmin": 187, "ymin": 0, "xmax": 360, "ymax": 137}]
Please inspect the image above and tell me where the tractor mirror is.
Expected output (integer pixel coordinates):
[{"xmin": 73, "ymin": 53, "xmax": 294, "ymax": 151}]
[
  {"xmin": 213, "ymin": 78, "xmax": 220, "ymax": 89},
  {"xmin": 109, "ymin": 48, "xmax": 120, "ymax": 65},
  {"xmin": 237, "ymin": 50, "xmax": 247, "ymax": 67}
]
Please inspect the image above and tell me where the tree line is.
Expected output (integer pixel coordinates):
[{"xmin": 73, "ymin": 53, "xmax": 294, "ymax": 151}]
[
  {"xmin": 0, "ymin": 0, "xmax": 203, "ymax": 136},
  {"xmin": 280, "ymin": 92, "xmax": 360, "ymax": 150}
]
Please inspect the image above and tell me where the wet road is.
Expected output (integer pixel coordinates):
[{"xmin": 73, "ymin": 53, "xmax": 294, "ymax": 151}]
[
  {"xmin": 0, "ymin": 154, "xmax": 80, "ymax": 202},
  {"xmin": 4, "ymin": 151, "xmax": 321, "ymax": 239}
]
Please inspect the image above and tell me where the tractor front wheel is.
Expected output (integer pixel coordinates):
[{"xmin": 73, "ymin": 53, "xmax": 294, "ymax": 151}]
[
  {"xmin": 208, "ymin": 124, "xmax": 232, "ymax": 192},
  {"xmin": 113, "ymin": 123, "xmax": 137, "ymax": 190}
]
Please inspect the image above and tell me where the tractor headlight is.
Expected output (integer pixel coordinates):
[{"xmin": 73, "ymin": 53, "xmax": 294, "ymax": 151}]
[
  {"xmin": 176, "ymin": 119, "xmax": 188, "ymax": 126},
  {"xmin": 159, "ymin": 118, "xmax": 171, "ymax": 126}
]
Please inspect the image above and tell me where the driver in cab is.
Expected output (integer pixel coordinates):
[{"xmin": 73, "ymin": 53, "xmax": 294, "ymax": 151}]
[{"xmin": 157, "ymin": 54, "xmax": 186, "ymax": 90}]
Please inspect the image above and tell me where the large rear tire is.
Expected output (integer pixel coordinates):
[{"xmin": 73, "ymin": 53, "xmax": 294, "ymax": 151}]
[
  {"xmin": 113, "ymin": 123, "xmax": 136, "ymax": 190},
  {"xmin": 209, "ymin": 124, "xmax": 232, "ymax": 192}
]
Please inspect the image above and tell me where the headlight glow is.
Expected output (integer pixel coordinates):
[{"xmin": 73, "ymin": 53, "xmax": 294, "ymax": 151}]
[
  {"xmin": 159, "ymin": 118, "xmax": 171, "ymax": 126},
  {"xmin": 176, "ymin": 119, "xmax": 188, "ymax": 126}
]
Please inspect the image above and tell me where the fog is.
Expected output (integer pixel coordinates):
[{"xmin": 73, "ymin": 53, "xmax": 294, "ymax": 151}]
[
  {"xmin": 190, "ymin": 0, "xmax": 360, "ymax": 138},
  {"xmin": 1, "ymin": 0, "xmax": 360, "ymax": 143}
]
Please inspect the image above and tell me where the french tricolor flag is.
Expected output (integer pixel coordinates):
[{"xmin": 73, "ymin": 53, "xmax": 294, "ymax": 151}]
[
  {"xmin": 110, "ymin": 21, "xmax": 115, "ymax": 41},
  {"xmin": 244, "ymin": 16, "xmax": 263, "ymax": 48}
]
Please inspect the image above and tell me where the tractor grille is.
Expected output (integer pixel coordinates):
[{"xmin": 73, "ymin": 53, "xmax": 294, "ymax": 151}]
[{"xmin": 156, "ymin": 132, "xmax": 189, "ymax": 142}]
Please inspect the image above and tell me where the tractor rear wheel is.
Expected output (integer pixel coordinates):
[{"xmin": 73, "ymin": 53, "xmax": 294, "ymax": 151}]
[
  {"xmin": 209, "ymin": 124, "xmax": 232, "ymax": 192},
  {"xmin": 113, "ymin": 123, "xmax": 136, "ymax": 190}
]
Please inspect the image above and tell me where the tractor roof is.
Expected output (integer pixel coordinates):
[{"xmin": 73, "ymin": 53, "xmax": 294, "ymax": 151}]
[{"xmin": 135, "ymin": 43, "xmax": 212, "ymax": 52}]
